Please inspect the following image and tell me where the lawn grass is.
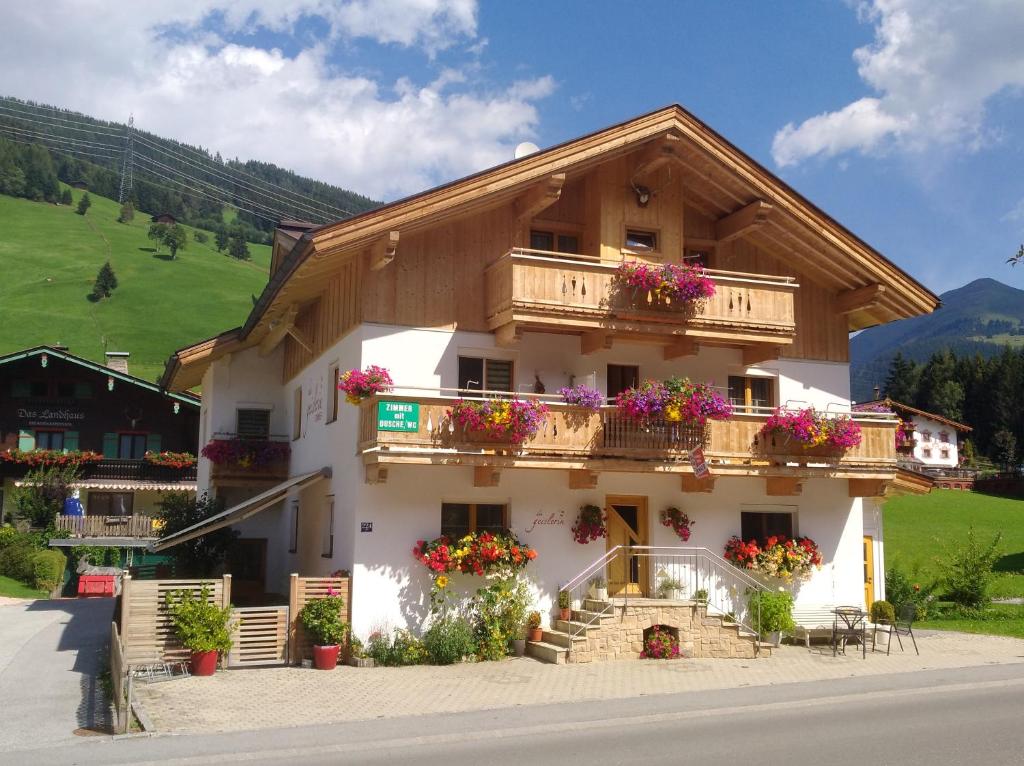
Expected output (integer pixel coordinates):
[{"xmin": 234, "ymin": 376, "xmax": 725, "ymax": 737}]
[
  {"xmin": 0, "ymin": 574, "xmax": 47, "ymax": 599},
  {"xmin": 917, "ymin": 604, "xmax": 1024, "ymax": 639},
  {"xmin": 0, "ymin": 188, "xmax": 272, "ymax": 383},
  {"xmin": 883, "ymin": 489, "xmax": 1024, "ymax": 599}
]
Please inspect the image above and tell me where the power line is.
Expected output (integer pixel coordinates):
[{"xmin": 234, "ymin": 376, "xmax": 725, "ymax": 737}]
[
  {"xmin": 0, "ymin": 131, "xmax": 120, "ymax": 164},
  {"xmin": 118, "ymin": 115, "xmax": 133, "ymax": 203},
  {"xmin": 0, "ymin": 103, "xmax": 124, "ymax": 136},
  {"xmin": 133, "ymin": 133, "xmax": 354, "ymax": 219},
  {"xmin": 0, "ymin": 122, "xmax": 123, "ymax": 153},
  {"xmin": 134, "ymin": 154, "xmax": 300, "ymax": 222},
  {"xmin": 134, "ymin": 135, "xmax": 331, "ymax": 222},
  {"xmin": 0, "ymin": 126, "xmax": 122, "ymax": 159}
]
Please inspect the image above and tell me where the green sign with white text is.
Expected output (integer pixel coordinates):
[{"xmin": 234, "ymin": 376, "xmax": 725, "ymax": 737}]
[{"xmin": 377, "ymin": 401, "xmax": 419, "ymax": 432}]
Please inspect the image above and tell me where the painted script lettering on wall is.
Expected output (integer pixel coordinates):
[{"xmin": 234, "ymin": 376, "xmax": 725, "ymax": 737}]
[{"xmin": 377, "ymin": 401, "xmax": 419, "ymax": 432}]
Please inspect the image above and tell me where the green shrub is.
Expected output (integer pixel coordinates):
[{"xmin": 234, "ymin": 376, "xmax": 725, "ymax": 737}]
[
  {"xmin": 0, "ymin": 525, "xmax": 17, "ymax": 550},
  {"xmin": 32, "ymin": 549, "xmax": 66, "ymax": 592},
  {"xmin": 366, "ymin": 629, "xmax": 392, "ymax": 665},
  {"xmin": 164, "ymin": 584, "xmax": 235, "ymax": 654},
  {"xmin": 422, "ymin": 616, "xmax": 476, "ymax": 665},
  {"xmin": 748, "ymin": 590, "xmax": 795, "ymax": 636},
  {"xmin": 870, "ymin": 600, "xmax": 896, "ymax": 624},
  {"xmin": 299, "ymin": 595, "xmax": 348, "ymax": 646},
  {"xmin": 885, "ymin": 567, "xmax": 936, "ymax": 620},
  {"xmin": 473, "ymin": 580, "xmax": 531, "ymax": 660},
  {"xmin": 365, "ymin": 628, "xmax": 428, "ymax": 666},
  {"xmin": 940, "ymin": 528, "xmax": 1002, "ymax": 610},
  {"xmin": 0, "ymin": 538, "xmax": 37, "ymax": 583}
]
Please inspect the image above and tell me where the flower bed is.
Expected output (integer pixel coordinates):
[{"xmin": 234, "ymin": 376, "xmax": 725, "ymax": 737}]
[
  {"xmin": 616, "ymin": 261, "xmax": 715, "ymax": 304},
  {"xmin": 616, "ymin": 377, "xmax": 732, "ymax": 426},
  {"xmin": 760, "ymin": 407, "xmax": 862, "ymax": 451},
  {"xmin": 558, "ymin": 383, "xmax": 602, "ymax": 412},
  {"xmin": 572, "ymin": 504, "xmax": 606, "ymax": 544},
  {"xmin": 339, "ymin": 365, "xmax": 393, "ymax": 404},
  {"xmin": 723, "ymin": 534, "xmax": 823, "ymax": 582},
  {"xmin": 413, "ymin": 531, "xmax": 537, "ymax": 577},
  {"xmin": 446, "ymin": 398, "xmax": 549, "ymax": 443},
  {"xmin": 660, "ymin": 506, "xmax": 694, "ymax": 542},
  {"xmin": 200, "ymin": 439, "xmax": 290, "ymax": 467},
  {"xmin": 640, "ymin": 625, "xmax": 682, "ymax": 659},
  {"xmin": 143, "ymin": 451, "xmax": 197, "ymax": 469},
  {"xmin": 0, "ymin": 449, "xmax": 102, "ymax": 467}
]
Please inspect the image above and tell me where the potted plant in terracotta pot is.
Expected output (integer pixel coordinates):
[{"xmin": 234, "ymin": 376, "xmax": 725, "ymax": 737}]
[
  {"xmin": 557, "ymin": 590, "xmax": 571, "ymax": 621},
  {"xmin": 300, "ymin": 591, "xmax": 349, "ymax": 670},
  {"xmin": 164, "ymin": 584, "xmax": 235, "ymax": 677},
  {"xmin": 526, "ymin": 611, "xmax": 542, "ymax": 642}
]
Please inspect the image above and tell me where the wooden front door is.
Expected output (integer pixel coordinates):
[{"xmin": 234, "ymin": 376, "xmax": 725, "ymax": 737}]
[
  {"xmin": 863, "ymin": 535, "xmax": 875, "ymax": 610},
  {"xmin": 606, "ymin": 495, "xmax": 648, "ymax": 596}
]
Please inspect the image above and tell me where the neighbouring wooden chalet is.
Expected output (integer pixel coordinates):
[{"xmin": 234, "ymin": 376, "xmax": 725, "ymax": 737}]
[
  {"xmin": 0, "ymin": 346, "xmax": 199, "ymax": 541},
  {"xmin": 159, "ymin": 106, "xmax": 939, "ymax": 662}
]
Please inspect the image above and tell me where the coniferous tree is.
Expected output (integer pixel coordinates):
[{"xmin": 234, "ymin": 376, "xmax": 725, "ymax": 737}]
[
  {"xmin": 60, "ymin": 188, "xmax": 72, "ymax": 205},
  {"xmin": 90, "ymin": 260, "xmax": 118, "ymax": 300},
  {"xmin": 75, "ymin": 191, "xmax": 91, "ymax": 215},
  {"xmin": 214, "ymin": 224, "xmax": 229, "ymax": 252},
  {"xmin": 228, "ymin": 227, "xmax": 250, "ymax": 260},
  {"xmin": 883, "ymin": 352, "xmax": 921, "ymax": 403}
]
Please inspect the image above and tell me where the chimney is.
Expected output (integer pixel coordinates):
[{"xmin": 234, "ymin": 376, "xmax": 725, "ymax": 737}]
[
  {"xmin": 873, "ymin": 386, "xmax": 881, "ymax": 400},
  {"xmin": 105, "ymin": 351, "xmax": 129, "ymax": 373}
]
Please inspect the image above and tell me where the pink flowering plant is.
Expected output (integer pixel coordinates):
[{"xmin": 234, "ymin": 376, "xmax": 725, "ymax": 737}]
[
  {"xmin": 558, "ymin": 384, "xmax": 603, "ymax": 412},
  {"xmin": 616, "ymin": 377, "xmax": 732, "ymax": 426},
  {"xmin": 338, "ymin": 365, "xmax": 393, "ymax": 405},
  {"xmin": 640, "ymin": 625, "xmax": 682, "ymax": 659},
  {"xmin": 616, "ymin": 261, "xmax": 715, "ymax": 304},
  {"xmin": 571, "ymin": 504, "xmax": 607, "ymax": 544},
  {"xmin": 660, "ymin": 507, "xmax": 694, "ymax": 542},
  {"xmin": 760, "ymin": 407, "xmax": 862, "ymax": 450},
  {"xmin": 447, "ymin": 398, "xmax": 549, "ymax": 443}
]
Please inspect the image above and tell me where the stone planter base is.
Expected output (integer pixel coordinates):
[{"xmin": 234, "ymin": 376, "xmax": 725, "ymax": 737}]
[{"xmin": 349, "ymin": 657, "xmax": 375, "ymax": 668}]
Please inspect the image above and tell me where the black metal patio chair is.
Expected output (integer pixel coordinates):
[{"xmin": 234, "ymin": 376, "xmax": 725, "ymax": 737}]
[{"xmin": 884, "ymin": 602, "xmax": 919, "ymax": 656}]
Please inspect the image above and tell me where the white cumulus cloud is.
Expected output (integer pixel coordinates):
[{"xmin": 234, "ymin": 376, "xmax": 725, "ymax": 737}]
[
  {"xmin": 0, "ymin": 1, "xmax": 552, "ymax": 202},
  {"xmin": 772, "ymin": 0, "xmax": 1024, "ymax": 167}
]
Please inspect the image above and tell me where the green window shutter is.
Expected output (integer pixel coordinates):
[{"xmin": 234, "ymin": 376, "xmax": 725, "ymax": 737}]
[
  {"xmin": 145, "ymin": 433, "xmax": 162, "ymax": 453},
  {"xmin": 18, "ymin": 430, "xmax": 35, "ymax": 450},
  {"xmin": 64, "ymin": 431, "xmax": 80, "ymax": 451},
  {"xmin": 102, "ymin": 433, "xmax": 118, "ymax": 458}
]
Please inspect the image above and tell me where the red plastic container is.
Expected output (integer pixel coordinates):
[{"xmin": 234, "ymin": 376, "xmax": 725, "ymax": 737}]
[
  {"xmin": 312, "ymin": 644, "xmax": 340, "ymax": 670},
  {"xmin": 190, "ymin": 650, "xmax": 219, "ymax": 676},
  {"xmin": 77, "ymin": 575, "xmax": 115, "ymax": 597}
]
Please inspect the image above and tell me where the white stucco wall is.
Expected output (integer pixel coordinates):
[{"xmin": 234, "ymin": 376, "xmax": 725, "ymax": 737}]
[{"xmin": 909, "ymin": 414, "xmax": 959, "ymax": 468}]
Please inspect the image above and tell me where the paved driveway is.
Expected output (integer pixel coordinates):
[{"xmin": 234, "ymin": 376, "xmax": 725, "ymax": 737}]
[
  {"xmin": 135, "ymin": 629, "xmax": 1024, "ymax": 735},
  {"xmin": 0, "ymin": 597, "xmax": 114, "ymax": 752}
]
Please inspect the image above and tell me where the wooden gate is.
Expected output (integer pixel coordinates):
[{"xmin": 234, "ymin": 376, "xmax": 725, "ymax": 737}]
[{"xmin": 228, "ymin": 605, "xmax": 290, "ymax": 667}]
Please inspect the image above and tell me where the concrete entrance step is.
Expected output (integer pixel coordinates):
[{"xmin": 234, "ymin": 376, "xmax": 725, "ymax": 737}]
[{"xmin": 525, "ymin": 640, "xmax": 566, "ymax": 664}]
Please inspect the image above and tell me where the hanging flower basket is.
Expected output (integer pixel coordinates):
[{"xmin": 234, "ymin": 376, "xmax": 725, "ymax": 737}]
[
  {"xmin": 615, "ymin": 261, "xmax": 715, "ymax": 310},
  {"xmin": 201, "ymin": 439, "xmax": 290, "ymax": 468},
  {"xmin": 723, "ymin": 534, "xmax": 823, "ymax": 582},
  {"xmin": 446, "ymin": 398, "xmax": 549, "ymax": 444},
  {"xmin": 571, "ymin": 504, "xmax": 606, "ymax": 544},
  {"xmin": 339, "ymin": 365, "xmax": 393, "ymax": 405},
  {"xmin": 660, "ymin": 507, "xmax": 694, "ymax": 542},
  {"xmin": 759, "ymin": 407, "xmax": 862, "ymax": 453},
  {"xmin": 412, "ymin": 531, "xmax": 537, "ymax": 577}
]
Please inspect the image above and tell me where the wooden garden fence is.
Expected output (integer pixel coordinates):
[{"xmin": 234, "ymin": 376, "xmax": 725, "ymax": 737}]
[{"xmin": 109, "ymin": 621, "xmax": 130, "ymax": 734}]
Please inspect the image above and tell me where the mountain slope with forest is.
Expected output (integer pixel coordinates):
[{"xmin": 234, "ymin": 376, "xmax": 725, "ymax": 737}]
[{"xmin": 851, "ymin": 278, "xmax": 1024, "ymax": 401}]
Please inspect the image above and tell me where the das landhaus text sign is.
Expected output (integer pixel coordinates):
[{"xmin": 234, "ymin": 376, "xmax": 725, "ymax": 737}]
[{"xmin": 377, "ymin": 401, "xmax": 419, "ymax": 432}]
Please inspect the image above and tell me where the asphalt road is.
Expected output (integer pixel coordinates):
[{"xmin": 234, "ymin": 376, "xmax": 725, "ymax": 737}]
[{"xmin": 14, "ymin": 662, "xmax": 1024, "ymax": 766}]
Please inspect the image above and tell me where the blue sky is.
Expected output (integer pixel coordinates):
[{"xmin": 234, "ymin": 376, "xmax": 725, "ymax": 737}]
[{"xmin": 3, "ymin": 0, "xmax": 1024, "ymax": 294}]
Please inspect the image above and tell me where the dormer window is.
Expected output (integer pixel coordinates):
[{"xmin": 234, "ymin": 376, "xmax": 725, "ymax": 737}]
[{"xmin": 625, "ymin": 228, "xmax": 657, "ymax": 252}]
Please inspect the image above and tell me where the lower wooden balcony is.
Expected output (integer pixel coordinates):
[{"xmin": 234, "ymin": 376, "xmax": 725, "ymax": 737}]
[
  {"xmin": 484, "ymin": 249, "xmax": 797, "ymax": 356},
  {"xmin": 358, "ymin": 394, "xmax": 899, "ymax": 493},
  {"xmin": 56, "ymin": 513, "xmax": 156, "ymax": 538}
]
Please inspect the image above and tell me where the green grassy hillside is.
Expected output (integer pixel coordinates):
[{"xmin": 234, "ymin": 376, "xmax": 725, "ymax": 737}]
[
  {"xmin": 0, "ymin": 188, "xmax": 271, "ymax": 383},
  {"xmin": 884, "ymin": 489, "xmax": 1024, "ymax": 599}
]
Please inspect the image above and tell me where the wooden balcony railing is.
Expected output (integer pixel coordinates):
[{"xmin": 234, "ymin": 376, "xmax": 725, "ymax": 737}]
[
  {"xmin": 484, "ymin": 249, "xmax": 798, "ymax": 346},
  {"xmin": 56, "ymin": 513, "xmax": 156, "ymax": 538},
  {"xmin": 358, "ymin": 393, "xmax": 898, "ymax": 477},
  {"xmin": 0, "ymin": 459, "xmax": 197, "ymax": 483},
  {"xmin": 205, "ymin": 435, "xmax": 291, "ymax": 485}
]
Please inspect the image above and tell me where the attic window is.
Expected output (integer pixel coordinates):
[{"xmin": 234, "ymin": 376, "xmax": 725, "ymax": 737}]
[{"xmin": 625, "ymin": 229, "xmax": 657, "ymax": 252}]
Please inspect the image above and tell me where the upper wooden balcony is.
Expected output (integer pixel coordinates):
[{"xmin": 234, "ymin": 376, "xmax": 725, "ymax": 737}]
[
  {"xmin": 357, "ymin": 393, "xmax": 898, "ymax": 492},
  {"xmin": 484, "ymin": 249, "xmax": 797, "ymax": 356}
]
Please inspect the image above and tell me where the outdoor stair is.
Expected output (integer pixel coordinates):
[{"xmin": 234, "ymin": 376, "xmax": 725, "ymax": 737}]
[{"xmin": 525, "ymin": 598, "xmax": 769, "ymax": 664}]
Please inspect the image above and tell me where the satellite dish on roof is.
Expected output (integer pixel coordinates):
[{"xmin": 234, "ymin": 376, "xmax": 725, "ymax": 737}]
[{"xmin": 514, "ymin": 142, "xmax": 540, "ymax": 159}]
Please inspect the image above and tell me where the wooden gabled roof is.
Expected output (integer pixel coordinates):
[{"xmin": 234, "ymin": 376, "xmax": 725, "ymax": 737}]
[
  {"xmin": 858, "ymin": 398, "xmax": 972, "ymax": 432},
  {"xmin": 162, "ymin": 104, "xmax": 940, "ymax": 391}
]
